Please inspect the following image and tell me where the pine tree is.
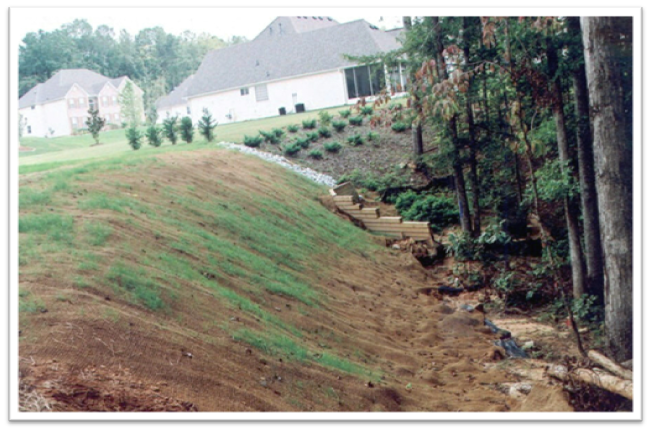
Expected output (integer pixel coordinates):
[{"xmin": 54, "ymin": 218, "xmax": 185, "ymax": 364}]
[
  {"xmin": 197, "ymin": 108, "xmax": 217, "ymax": 142},
  {"xmin": 125, "ymin": 126, "xmax": 142, "ymax": 150},
  {"xmin": 119, "ymin": 81, "xmax": 143, "ymax": 128},
  {"xmin": 85, "ymin": 108, "xmax": 106, "ymax": 145},
  {"xmin": 162, "ymin": 115, "xmax": 179, "ymax": 145},
  {"xmin": 145, "ymin": 124, "xmax": 163, "ymax": 147},
  {"xmin": 180, "ymin": 116, "xmax": 194, "ymax": 143}
]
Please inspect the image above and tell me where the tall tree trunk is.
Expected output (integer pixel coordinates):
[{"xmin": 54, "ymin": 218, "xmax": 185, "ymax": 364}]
[
  {"xmin": 431, "ymin": 16, "xmax": 473, "ymax": 233},
  {"xmin": 462, "ymin": 17, "xmax": 481, "ymax": 237},
  {"xmin": 568, "ymin": 17, "xmax": 605, "ymax": 303},
  {"xmin": 403, "ymin": 16, "xmax": 424, "ymax": 158},
  {"xmin": 546, "ymin": 37, "xmax": 587, "ymax": 299},
  {"xmin": 582, "ymin": 17, "xmax": 633, "ymax": 362}
]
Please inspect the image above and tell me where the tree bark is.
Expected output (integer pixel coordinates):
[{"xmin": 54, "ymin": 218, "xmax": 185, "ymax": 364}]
[
  {"xmin": 581, "ymin": 16, "xmax": 633, "ymax": 362},
  {"xmin": 568, "ymin": 17, "xmax": 605, "ymax": 303},
  {"xmin": 546, "ymin": 36, "xmax": 587, "ymax": 299},
  {"xmin": 403, "ymin": 16, "xmax": 424, "ymax": 158},
  {"xmin": 431, "ymin": 16, "xmax": 473, "ymax": 234}
]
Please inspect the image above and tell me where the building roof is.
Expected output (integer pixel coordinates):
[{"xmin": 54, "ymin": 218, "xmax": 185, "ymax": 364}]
[
  {"xmin": 155, "ymin": 74, "xmax": 195, "ymax": 109},
  {"xmin": 19, "ymin": 69, "xmax": 129, "ymax": 109},
  {"xmin": 187, "ymin": 19, "xmax": 402, "ymax": 99},
  {"xmin": 252, "ymin": 16, "xmax": 339, "ymax": 41}
]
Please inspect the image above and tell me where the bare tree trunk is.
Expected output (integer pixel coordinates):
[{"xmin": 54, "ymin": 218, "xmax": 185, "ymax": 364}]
[
  {"xmin": 568, "ymin": 17, "xmax": 605, "ymax": 303},
  {"xmin": 412, "ymin": 123, "xmax": 423, "ymax": 156},
  {"xmin": 546, "ymin": 37, "xmax": 587, "ymax": 298},
  {"xmin": 582, "ymin": 16, "xmax": 633, "ymax": 362},
  {"xmin": 431, "ymin": 16, "xmax": 473, "ymax": 234}
]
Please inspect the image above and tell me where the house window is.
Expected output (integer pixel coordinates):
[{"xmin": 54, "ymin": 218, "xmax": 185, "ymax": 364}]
[
  {"xmin": 114, "ymin": 113, "xmax": 120, "ymax": 121},
  {"xmin": 102, "ymin": 96, "xmax": 108, "ymax": 106},
  {"xmin": 89, "ymin": 99, "xmax": 96, "ymax": 110},
  {"xmin": 112, "ymin": 95, "xmax": 117, "ymax": 105},
  {"xmin": 344, "ymin": 64, "xmax": 386, "ymax": 99},
  {"xmin": 255, "ymin": 84, "xmax": 269, "ymax": 102},
  {"xmin": 27, "ymin": 126, "xmax": 31, "ymax": 134},
  {"xmin": 31, "ymin": 105, "xmax": 35, "ymax": 110},
  {"xmin": 71, "ymin": 117, "xmax": 78, "ymax": 127},
  {"xmin": 68, "ymin": 99, "xmax": 76, "ymax": 108},
  {"xmin": 187, "ymin": 106, "xmax": 191, "ymax": 115},
  {"xmin": 78, "ymin": 97, "xmax": 85, "ymax": 107},
  {"xmin": 240, "ymin": 88, "xmax": 249, "ymax": 96}
]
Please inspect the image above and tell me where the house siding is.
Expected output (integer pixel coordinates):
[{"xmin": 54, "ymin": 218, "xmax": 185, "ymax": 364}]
[{"xmin": 20, "ymin": 99, "xmax": 70, "ymax": 138}]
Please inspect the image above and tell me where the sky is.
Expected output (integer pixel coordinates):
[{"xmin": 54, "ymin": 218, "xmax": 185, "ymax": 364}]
[{"xmin": 12, "ymin": 8, "xmax": 404, "ymax": 42}]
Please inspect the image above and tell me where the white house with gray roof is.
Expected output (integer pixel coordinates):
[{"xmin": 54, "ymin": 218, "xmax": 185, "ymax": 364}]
[
  {"xmin": 156, "ymin": 17, "xmax": 406, "ymax": 125},
  {"xmin": 19, "ymin": 69, "xmax": 144, "ymax": 138}
]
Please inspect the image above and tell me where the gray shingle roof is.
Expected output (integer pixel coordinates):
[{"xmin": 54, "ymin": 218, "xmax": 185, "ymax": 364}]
[
  {"xmin": 253, "ymin": 16, "xmax": 339, "ymax": 41},
  {"xmin": 18, "ymin": 69, "xmax": 129, "ymax": 109},
  {"xmin": 187, "ymin": 19, "xmax": 402, "ymax": 99},
  {"xmin": 155, "ymin": 75, "xmax": 194, "ymax": 109}
]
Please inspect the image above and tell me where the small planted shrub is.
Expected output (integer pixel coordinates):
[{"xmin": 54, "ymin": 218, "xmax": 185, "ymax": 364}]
[
  {"xmin": 366, "ymin": 131, "xmax": 379, "ymax": 142},
  {"xmin": 180, "ymin": 116, "xmax": 194, "ymax": 143},
  {"xmin": 243, "ymin": 134, "xmax": 263, "ymax": 147},
  {"xmin": 347, "ymin": 134, "xmax": 364, "ymax": 146},
  {"xmin": 318, "ymin": 126, "xmax": 331, "ymax": 138},
  {"xmin": 197, "ymin": 108, "xmax": 217, "ymax": 142},
  {"xmin": 259, "ymin": 130, "xmax": 280, "ymax": 144},
  {"xmin": 318, "ymin": 110, "xmax": 333, "ymax": 126},
  {"xmin": 295, "ymin": 137, "xmax": 310, "ymax": 149},
  {"xmin": 395, "ymin": 191, "xmax": 458, "ymax": 233},
  {"xmin": 272, "ymin": 127, "xmax": 285, "ymax": 138},
  {"xmin": 286, "ymin": 124, "xmax": 300, "ymax": 133},
  {"xmin": 162, "ymin": 116, "xmax": 179, "ymax": 145},
  {"xmin": 338, "ymin": 109, "xmax": 351, "ymax": 119},
  {"xmin": 145, "ymin": 124, "xmax": 163, "ymax": 147},
  {"xmin": 283, "ymin": 142, "xmax": 302, "ymax": 156},
  {"xmin": 349, "ymin": 116, "xmax": 363, "ymax": 126},
  {"xmin": 391, "ymin": 121, "xmax": 408, "ymax": 133},
  {"xmin": 308, "ymin": 149, "xmax": 323, "ymax": 159},
  {"xmin": 306, "ymin": 131, "xmax": 319, "ymax": 142},
  {"xmin": 332, "ymin": 120, "xmax": 346, "ymax": 132},
  {"xmin": 302, "ymin": 119, "xmax": 317, "ymax": 129},
  {"xmin": 360, "ymin": 105, "xmax": 373, "ymax": 116},
  {"xmin": 126, "ymin": 127, "xmax": 142, "ymax": 150},
  {"xmin": 324, "ymin": 141, "xmax": 342, "ymax": 153}
]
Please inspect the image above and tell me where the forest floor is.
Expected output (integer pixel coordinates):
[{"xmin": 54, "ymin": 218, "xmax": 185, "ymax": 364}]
[{"xmin": 18, "ymin": 147, "xmax": 579, "ymax": 413}]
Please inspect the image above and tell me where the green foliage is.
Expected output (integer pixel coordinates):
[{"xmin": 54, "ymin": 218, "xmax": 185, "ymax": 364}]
[
  {"xmin": 348, "ymin": 116, "xmax": 363, "ymax": 126},
  {"xmin": 180, "ymin": 116, "xmax": 194, "ymax": 143},
  {"xmin": 19, "ymin": 213, "xmax": 74, "ymax": 243},
  {"xmin": 271, "ymin": 127, "xmax": 285, "ymax": 138},
  {"xmin": 395, "ymin": 191, "xmax": 458, "ymax": 232},
  {"xmin": 84, "ymin": 221, "xmax": 113, "ymax": 246},
  {"xmin": 259, "ymin": 130, "xmax": 280, "ymax": 144},
  {"xmin": 162, "ymin": 116, "xmax": 179, "ymax": 145},
  {"xmin": 359, "ymin": 105, "xmax": 373, "ymax": 116},
  {"xmin": 243, "ymin": 134, "xmax": 263, "ymax": 147},
  {"xmin": 145, "ymin": 124, "xmax": 163, "ymax": 147},
  {"xmin": 332, "ymin": 120, "xmax": 346, "ymax": 132},
  {"xmin": 286, "ymin": 124, "xmax": 299, "ymax": 133},
  {"xmin": 346, "ymin": 133, "xmax": 364, "ymax": 146},
  {"xmin": 197, "ymin": 108, "xmax": 217, "ymax": 142},
  {"xmin": 306, "ymin": 131, "xmax": 319, "ymax": 142},
  {"xmin": 338, "ymin": 109, "xmax": 352, "ymax": 118},
  {"xmin": 125, "ymin": 126, "xmax": 142, "ymax": 150},
  {"xmin": 318, "ymin": 126, "xmax": 332, "ymax": 138},
  {"xmin": 85, "ymin": 108, "xmax": 106, "ymax": 145},
  {"xmin": 106, "ymin": 262, "xmax": 165, "ymax": 310},
  {"xmin": 534, "ymin": 159, "xmax": 580, "ymax": 202},
  {"xmin": 295, "ymin": 137, "xmax": 310, "ymax": 149},
  {"xmin": 308, "ymin": 149, "xmax": 323, "ymax": 159},
  {"xmin": 323, "ymin": 141, "xmax": 342, "ymax": 153},
  {"xmin": 283, "ymin": 142, "xmax": 302, "ymax": 156},
  {"xmin": 118, "ymin": 81, "xmax": 143, "ymax": 128},
  {"xmin": 391, "ymin": 121, "xmax": 408, "ymax": 132},
  {"xmin": 366, "ymin": 131, "xmax": 379, "ymax": 142},
  {"xmin": 302, "ymin": 119, "xmax": 317, "ymax": 129},
  {"xmin": 318, "ymin": 110, "xmax": 333, "ymax": 126}
]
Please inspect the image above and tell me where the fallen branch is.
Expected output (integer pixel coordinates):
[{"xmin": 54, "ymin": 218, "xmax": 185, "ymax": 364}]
[
  {"xmin": 546, "ymin": 364, "xmax": 632, "ymax": 400},
  {"xmin": 588, "ymin": 350, "xmax": 633, "ymax": 381}
]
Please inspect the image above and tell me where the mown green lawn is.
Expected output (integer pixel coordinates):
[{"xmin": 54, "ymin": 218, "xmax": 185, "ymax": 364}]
[{"xmin": 19, "ymin": 104, "xmax": 350, "ymax": 171}]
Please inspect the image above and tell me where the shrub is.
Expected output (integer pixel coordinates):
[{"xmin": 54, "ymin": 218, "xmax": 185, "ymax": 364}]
[
  {"xmin": 302, "ymin": 119, "xmax": 317, "ymax": 129},
  {"xmin": 243, "ymin": 134, "xmax": 263, "ymax": 147},
  {"xmin": 197, "ymin": 108, "xmax": 217, "ymax": 142},
  {"xmin": 259, "ymin": 130, "xmax": 280, "ymax": 144},
  {"xmin": 332, "ymin": 120, "xmax": 346, "ymax": 132},
  {"xmin": 125, "ymin": 127, "xmax": 142, "ymax": 150},
  {"xmin": 180, "ymin": 116, "xmax": 194, "ymax": 143},
  {"xmin": 318, "ymin": 110, "xmax": 333, "ymax": 126},
  {"xmin": 306, "ymin": 131, "xmax": 319, "ymax": 142},
  {"xmin": 308, "ymin": 149, "xmax": 323, "ymax": 159},
  {"xmin": 324, "ymin": 141, "xmax": 342, "ymax": 153},
  {"xmin": 346, "ymin": 134, "xmax": 364, "ymax": 146},
  {"xmin": 349, "ymin": 116, "xmax": 363, "ymax": 126},
  {"xmin": 145, "ymin": 124, "xmax": 163, "ymax": 147},
  {"xmin": 272, "ymin": 127, "xmax": 285, "ymax": 138},
  {"xmin": 286, "ymin": 124, "xmax": 299, "ymax": 133},
  {"xmin": 283, "ymin": 142, "xmax": 302, "ymax": 156},
  {"xmin": 395, "ymin": 191, "xmax": 458, "ymax": 232},
  {"xmin": 366, "ymin": 131, "xmax": 379, "ymax": 142},
  {"xmin": 85, "ymin": 108, "xmax": 106, "ymax": 145},
  {"xmin": 391, "ymin": 121, "xmax": 408, "ymax": 133},
  {"xmin": 338, "ymin": 109, "xmax": 352, "ymax": 119},
  {"xmin": 318, "ymin": 126, "xmax": 331, "ymax": 138},
  {"xmin": 295, "ymin": 137, "xmax": 310, "ymax": 149},
  {"xmin": 360, "ymin": 105, "xmax": 373, "ymax": 116},
  {"xmin": 162, "ymin": 116, "xmax": 179, "ymax": 145}
]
